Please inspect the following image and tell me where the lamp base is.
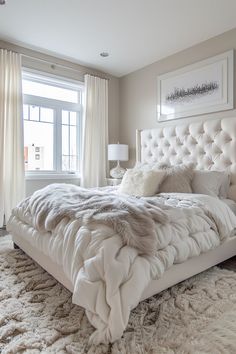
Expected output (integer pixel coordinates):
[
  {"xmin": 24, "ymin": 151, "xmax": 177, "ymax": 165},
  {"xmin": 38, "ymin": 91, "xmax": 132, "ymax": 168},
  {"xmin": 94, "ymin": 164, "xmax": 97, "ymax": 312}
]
[{"xmin": 110, "ymin": 162, "xmax": 126, "ymax": 179}]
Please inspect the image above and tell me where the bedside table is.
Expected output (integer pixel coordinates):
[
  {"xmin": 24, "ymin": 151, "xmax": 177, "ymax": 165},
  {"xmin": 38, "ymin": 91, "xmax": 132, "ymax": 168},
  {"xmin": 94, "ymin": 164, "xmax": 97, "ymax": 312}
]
[{"xmin": 106, "ymin": 178, "xmax": 122, "ymax": 186}]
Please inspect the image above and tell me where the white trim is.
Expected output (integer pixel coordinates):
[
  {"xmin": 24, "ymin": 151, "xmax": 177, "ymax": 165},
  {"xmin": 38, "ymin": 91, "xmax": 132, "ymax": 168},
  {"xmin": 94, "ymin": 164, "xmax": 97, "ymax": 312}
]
[
  {"xmin": 23, "ymin": 69, "xmax": 83, "ymax": 176},
  {"xmin": 22, "ymin": 67, "xmax": 85, "ymax": 89},
  {"xmin": 25, "ymin": 173, "xmax": 80, "ymax": 180},
  {"xmin": 23, "ymin": 94, "xmax": 82, "ymax": 111}
]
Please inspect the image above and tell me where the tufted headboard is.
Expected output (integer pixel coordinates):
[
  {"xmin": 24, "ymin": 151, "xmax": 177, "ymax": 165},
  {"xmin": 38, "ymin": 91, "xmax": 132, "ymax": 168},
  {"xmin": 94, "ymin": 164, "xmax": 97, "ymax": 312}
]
[{"xmin": 136, "ymin": 117, "xmax": 236, "ymax": 200}]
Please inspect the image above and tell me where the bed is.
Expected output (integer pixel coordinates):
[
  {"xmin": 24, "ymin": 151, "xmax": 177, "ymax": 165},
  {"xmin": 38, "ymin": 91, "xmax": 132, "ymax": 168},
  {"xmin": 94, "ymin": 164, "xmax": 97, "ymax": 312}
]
[{"xmin": 7, "ymin": 116, "xmax": 236, "ymax": 344}]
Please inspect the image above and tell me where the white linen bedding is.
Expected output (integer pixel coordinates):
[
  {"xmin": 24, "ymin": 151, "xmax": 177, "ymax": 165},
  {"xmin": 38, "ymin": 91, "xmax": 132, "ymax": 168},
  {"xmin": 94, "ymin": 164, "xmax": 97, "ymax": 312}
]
[
  {"xmin": 222, "ymin": 198, "xmax": 236, "ymax": 214},
  {"xmin": 7, "ymin": 185, "xmax": 236, "ymax": 344}
]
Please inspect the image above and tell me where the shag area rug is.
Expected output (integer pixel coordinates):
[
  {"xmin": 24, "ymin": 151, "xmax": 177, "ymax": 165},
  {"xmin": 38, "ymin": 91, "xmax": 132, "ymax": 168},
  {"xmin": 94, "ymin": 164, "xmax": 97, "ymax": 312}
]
[{"xmin": 0, "ymin": 236, "xmax": 236, "ymax": 354}]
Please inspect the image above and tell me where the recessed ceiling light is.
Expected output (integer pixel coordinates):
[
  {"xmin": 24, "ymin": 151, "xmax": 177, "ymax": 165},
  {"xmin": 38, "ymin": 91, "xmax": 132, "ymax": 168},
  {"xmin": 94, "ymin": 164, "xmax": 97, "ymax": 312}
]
[{"xmin": 100, "ymin": 52, "xmax": 109, "ymax": 58}]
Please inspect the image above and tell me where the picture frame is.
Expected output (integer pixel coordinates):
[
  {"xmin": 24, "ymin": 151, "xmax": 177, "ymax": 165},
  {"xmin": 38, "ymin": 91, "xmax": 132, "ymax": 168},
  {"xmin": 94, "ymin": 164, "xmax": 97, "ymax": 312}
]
[{"xmin": 157, "ymin": 50, "xmax": 234, "ymax": 121}]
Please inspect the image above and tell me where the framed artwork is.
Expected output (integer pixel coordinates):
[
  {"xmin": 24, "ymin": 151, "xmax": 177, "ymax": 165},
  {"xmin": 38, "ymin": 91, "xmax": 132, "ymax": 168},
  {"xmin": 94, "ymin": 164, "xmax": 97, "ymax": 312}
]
[{"xmin": 157, "ymin": 50, "xmax": 234, "ymax": 121}]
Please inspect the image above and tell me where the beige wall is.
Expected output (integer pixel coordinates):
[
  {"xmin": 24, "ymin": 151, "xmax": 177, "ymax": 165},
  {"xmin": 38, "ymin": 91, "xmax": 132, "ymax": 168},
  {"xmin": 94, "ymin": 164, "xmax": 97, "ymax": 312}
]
[
  {"xmin": 3, "ymin": 27, "xmax": 236, "ymax": 193},
  {"xmin": 0, "ymin": 40, "xmax": 119, "ymax": 195},
  {"xmin": 120, "ymin": 28, "xmax": 236, "ymax": 167}
]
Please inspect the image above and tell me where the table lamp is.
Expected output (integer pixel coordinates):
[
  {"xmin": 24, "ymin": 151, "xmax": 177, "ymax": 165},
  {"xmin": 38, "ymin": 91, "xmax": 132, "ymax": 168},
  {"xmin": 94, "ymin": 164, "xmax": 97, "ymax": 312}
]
[{"xmin": 108, "ymin": 143, "xmax": 129, "ymax": 178}]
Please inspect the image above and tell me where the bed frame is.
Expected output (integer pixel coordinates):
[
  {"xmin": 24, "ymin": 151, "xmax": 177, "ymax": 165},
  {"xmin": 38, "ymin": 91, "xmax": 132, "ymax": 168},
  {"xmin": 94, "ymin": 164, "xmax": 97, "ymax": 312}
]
[
  {"xmin": 12, "ymin": 232, "xmax": 236, "ymax": 300},
  {"xmin": 12, "ymin": 116, "xmax": 236, "ymax": 301}
]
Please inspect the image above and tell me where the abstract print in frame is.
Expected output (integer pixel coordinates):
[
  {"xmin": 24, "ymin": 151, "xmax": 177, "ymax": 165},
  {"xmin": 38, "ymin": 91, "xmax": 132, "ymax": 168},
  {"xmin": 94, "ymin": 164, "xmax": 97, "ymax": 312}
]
[{"xmin": 157, "ymin": 50, "xmax": 234, "ymax": 121}]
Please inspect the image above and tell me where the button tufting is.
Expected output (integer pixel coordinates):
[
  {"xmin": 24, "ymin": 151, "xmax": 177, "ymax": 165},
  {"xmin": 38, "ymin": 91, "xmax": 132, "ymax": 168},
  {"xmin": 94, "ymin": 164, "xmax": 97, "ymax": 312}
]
[{"xmin": 140, "ymin": 118, "xmax": 235, "ymax": 188}]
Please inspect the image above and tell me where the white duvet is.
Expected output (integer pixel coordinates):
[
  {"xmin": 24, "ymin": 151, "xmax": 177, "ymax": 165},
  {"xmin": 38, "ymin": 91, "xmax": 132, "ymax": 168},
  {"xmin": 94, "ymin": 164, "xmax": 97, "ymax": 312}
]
[{"xmin": 7, "ymin": 189, "xmax": 236, "ymax": 344}]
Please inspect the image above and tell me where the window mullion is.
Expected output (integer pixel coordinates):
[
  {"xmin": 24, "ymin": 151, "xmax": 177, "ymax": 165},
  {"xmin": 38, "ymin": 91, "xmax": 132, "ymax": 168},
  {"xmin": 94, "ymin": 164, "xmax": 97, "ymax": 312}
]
[
  {"xmin": 76, "ymin": 111, "xmax": 81, "ymax": 172},
  {"xmin": 54, "ymin": 108, "xmax": 62, "ymax": 173},
  {"xmin": 68, "ymin": 113, "xmax": 71, "ymax": 171}
]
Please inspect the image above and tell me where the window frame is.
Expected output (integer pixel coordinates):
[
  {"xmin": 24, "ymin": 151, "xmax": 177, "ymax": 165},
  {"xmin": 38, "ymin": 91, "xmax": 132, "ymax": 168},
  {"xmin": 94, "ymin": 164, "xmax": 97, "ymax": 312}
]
[{"xmin": 22, "ymin": 70, "xmax": 84, "ymax": 179}]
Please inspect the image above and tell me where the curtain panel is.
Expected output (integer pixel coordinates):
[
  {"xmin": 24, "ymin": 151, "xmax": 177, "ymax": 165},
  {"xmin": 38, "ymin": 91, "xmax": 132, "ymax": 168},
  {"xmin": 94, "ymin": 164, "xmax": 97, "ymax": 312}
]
[
  {"xmin": 81, "ymin": 74, "xmax": 108, "ymax": 188},
  {"xmin": 0, "ymin": 49, "xmax": 25, "ymax": 226}
]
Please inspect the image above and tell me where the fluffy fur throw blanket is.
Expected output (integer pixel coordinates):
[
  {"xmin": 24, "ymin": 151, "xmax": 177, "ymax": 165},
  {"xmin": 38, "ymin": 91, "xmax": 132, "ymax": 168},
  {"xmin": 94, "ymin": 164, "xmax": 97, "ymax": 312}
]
[{"xmin": 19, "ymin": 184, "xmax": 169, "ymax": 255}]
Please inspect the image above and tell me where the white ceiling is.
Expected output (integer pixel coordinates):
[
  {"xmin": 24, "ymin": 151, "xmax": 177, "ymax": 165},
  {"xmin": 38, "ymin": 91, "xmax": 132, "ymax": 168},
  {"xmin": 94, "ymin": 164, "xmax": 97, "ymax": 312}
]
[{"xmin": 0, "ymin": 0, "xmax": 236, "ymax": 77}]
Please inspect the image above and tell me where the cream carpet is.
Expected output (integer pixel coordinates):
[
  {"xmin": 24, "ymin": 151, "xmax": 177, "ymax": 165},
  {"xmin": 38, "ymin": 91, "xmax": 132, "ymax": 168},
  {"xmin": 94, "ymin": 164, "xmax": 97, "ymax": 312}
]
[{"xmin": 0, "ymin": 236, "xmax": 236, "ymax": 354}]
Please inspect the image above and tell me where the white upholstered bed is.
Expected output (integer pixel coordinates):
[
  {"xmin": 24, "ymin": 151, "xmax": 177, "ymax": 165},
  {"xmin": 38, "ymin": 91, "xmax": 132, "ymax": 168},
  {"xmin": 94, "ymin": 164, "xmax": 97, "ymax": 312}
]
[
  {"xmin": 135, "ymin": 116, "xmax": 236, "ymax": 295},
  {"xmin": 8, "ymin": 116, "xmax": 236, "ymax": 344}
]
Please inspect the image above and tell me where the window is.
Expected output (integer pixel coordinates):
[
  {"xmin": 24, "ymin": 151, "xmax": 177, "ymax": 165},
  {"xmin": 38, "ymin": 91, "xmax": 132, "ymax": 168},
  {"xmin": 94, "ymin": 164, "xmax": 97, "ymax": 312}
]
[{"xmin": 22, "ymin": 72, "xmax": 83, "ymax": 176}]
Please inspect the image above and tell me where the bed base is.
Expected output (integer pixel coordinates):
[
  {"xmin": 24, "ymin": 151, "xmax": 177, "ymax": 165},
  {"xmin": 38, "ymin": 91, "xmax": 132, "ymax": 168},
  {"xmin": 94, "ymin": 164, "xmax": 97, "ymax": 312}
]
[
  {"xmin": 12, "ymin": 233, "xmax": 236, "ymax": 302},
  {"xmin": 13, "ymin": 242, "xmax": 20, "ymax": 249},
  {"xmin": 12, "ymin": 234, "xmax": 74, "ymax": 292}
]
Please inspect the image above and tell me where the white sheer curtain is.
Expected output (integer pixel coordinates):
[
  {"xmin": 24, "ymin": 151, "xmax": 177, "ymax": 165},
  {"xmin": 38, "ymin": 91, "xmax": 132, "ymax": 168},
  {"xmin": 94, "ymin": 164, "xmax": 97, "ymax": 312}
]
[
  {"xmin": 0, "ymin": 49, "xmax": 25, "ymax": 226},
  {"xmin": 81, "ymin": 74, "xmax": 108, "ymax": 188}
]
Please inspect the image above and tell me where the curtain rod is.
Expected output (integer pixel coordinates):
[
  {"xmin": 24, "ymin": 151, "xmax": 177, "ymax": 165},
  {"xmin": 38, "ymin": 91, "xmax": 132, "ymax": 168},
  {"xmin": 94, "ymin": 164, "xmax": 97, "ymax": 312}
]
[{"xmin": 21, "ymin": 53, "xmax": 110, "ymax": 80}]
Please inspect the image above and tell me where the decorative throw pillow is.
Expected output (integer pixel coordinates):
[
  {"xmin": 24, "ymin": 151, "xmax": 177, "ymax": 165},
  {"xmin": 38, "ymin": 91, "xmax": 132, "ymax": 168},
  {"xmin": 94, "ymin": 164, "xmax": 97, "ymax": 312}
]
[
  {"xmin": 221, "ymin": 198, "xmax": 236, "ymax": 214},
  {"xmin": 228, "ymin": 184, "xmax": 236, "ymax": 203},
  {"xmin": 219, "ymin": 172, "xmax": 231, "ymax": 199},
  {"xmin": 192, "ymin": 170, "xmax": 230, "ymax": 198},
  {"xmin": 118, "ymin": 169, "xmax": 166, "ymax": 197},
  {"xmin": 159, "ymin": 164, "xmax": 194, "ymax": 193}
]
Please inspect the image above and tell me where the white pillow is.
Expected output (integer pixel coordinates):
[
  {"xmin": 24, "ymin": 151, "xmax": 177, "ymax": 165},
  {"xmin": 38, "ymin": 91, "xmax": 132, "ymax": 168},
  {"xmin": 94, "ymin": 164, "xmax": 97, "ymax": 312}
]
[
  {"xmin": 221, "ymin": 199, "xmax": 236, "ymax": 214},
  {"xmin": 219, "ymin": 172, "xmax": 231, "ymax": 199},
  {"xmin": 159, "ymin": 164, "xmax": 194, "ymax": 193},
  {"xmin": 228, "ymin": 184, "xmax": 236, "ymax": 202},
  {"xmin": 118, "ymin": 169, "xmax": 166, "ymax": 197},
  {"xmin": 192, "ymin": 170, "xmax": 230, "ymax": 198}
]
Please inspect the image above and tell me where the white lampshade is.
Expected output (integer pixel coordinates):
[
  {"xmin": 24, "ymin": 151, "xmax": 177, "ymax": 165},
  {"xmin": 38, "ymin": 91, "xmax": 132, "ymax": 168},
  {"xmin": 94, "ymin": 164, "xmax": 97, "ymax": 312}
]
[{"xmin": 108, "ymin": 144, "xmax": 129, "ymax": 161}]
